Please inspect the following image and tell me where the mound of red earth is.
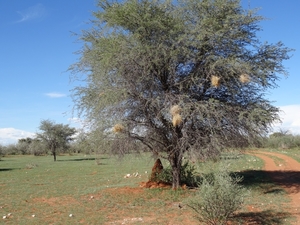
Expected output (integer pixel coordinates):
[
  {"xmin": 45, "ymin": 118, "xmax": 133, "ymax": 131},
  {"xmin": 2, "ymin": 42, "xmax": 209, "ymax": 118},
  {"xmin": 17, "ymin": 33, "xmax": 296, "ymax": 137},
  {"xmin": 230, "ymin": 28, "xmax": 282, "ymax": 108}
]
[
  {"xmin": 140, "ymin": 180, "xmax": 172, "ymax": 188},
  {"xmin": 140, "ymin": 158, "xmax": 187, "ymax": 189}
]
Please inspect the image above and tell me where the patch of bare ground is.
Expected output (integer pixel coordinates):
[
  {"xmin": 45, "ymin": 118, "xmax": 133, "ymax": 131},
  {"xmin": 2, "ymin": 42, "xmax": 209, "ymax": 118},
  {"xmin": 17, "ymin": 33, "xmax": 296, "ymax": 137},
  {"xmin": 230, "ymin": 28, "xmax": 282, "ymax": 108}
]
[
  {"xmin": 32, "ymin": 196, "xmax": 80, "ymax": 207},
  {"xmin": 250, "ymin": 151, "xmax": 300, "ymax": 224},
  {"xmin": 90, "ymin": 186, "xmax": 197, "ymax": 224}
]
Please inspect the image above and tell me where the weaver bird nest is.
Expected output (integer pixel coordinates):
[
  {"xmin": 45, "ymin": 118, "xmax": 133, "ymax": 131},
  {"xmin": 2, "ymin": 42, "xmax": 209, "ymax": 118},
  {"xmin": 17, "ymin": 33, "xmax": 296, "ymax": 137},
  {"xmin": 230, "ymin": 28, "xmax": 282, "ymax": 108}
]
[
  {"xmin": 170, "ymin": 105, "xmax": 182, "ymax": 127},
  {"xmin": 239, "ymin": 74, "xmax": 251, "ymax": 84},
  {"xmin": 211, "ymin": 75, "xmax": 221, "ymax": 88},
  {"xmin": 113, "ymin": 124, "xmax": 124, "ymax": 133}
]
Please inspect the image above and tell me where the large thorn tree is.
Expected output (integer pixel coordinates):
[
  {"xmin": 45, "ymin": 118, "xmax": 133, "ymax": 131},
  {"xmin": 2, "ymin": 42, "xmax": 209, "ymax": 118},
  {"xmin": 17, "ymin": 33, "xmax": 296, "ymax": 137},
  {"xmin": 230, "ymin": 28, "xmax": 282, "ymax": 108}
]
[{"xmin": 70, "ymin": 0, "xmax": 292, "ymax": 188}]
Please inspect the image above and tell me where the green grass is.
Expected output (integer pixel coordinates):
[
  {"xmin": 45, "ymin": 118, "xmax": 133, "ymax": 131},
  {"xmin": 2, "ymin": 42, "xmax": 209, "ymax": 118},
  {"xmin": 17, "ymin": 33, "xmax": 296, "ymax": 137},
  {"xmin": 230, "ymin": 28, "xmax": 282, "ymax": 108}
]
[{"xmin": 0, "ymin": 151, "xmax": 296, "ymax": 224}]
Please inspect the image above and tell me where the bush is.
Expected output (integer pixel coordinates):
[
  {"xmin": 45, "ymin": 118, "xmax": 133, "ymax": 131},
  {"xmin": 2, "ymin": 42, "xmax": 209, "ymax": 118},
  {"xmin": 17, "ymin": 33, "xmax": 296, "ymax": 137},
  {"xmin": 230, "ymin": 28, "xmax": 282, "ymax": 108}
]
[
  {"xmin": 0, "ymin": 144, "xmax": 4, "ymax": 157},
  {"xmin": 16, "ymin": 142, "xmax": 31, "ymax": 155},
  {"xmin": 2, "ymin": 144, "xmax": 19, "ymax": 155},
  {"xmin": 157, "ymin": 161, "xmax": 198, "ymax": 187},
  {"xmin": 188, "ymin": 166, "xmax": 247, "ymax": 225},
  {"xmin": 263, "ymin": 134, "xmax": 300, "ymax": 149}
]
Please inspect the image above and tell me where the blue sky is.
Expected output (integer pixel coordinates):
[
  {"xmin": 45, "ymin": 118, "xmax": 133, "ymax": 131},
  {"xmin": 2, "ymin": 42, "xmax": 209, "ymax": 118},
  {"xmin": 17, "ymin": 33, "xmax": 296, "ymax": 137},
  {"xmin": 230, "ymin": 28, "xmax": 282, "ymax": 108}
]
[{"xmin": 0, "ymin": 0, "xmax": 299, "ymax": 145}]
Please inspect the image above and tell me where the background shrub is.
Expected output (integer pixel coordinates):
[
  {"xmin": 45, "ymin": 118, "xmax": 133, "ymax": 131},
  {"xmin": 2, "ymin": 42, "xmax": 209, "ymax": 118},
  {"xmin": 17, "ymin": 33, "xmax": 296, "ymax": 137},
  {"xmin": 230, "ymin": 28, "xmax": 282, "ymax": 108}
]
[
  {"xmin": 263, "ymin": 132, "xmax": 300, "ymax": 149},
  {"xmin": 2, "ymin": 144, "xmax": 19, "ymax": 155},
  {"xmin": 29, "ymin": 140, "xmax": 47, "ymax": 156},
  {"xmin": 157, "ymin": 161, "xmax": 199, "ymax": 187}
]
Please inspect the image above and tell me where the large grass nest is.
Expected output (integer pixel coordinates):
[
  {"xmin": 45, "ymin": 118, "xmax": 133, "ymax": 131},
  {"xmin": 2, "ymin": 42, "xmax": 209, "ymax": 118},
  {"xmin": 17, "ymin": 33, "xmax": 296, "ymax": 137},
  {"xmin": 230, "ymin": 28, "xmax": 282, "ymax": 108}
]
[
  {"xmin": 211, "ymin": 75, "xmax": 221, "ymax": 88},
  {"xmin": 170, "ymin": 105, "xmax": 181, "ymax": 116},
  {"xmin": 239, "ymin": 74, "xmax": 251, "ymax": 84},
  {"xmin": 172, "ymin": 114, "xmax": 182, "ymax": 127},
  {"xmin": 170, "ymin": 105, "xmax": 182, "ymax": 127},
  {"xmin": 113, "ymin": 124, "xmax": 124, "ymax": 133}
]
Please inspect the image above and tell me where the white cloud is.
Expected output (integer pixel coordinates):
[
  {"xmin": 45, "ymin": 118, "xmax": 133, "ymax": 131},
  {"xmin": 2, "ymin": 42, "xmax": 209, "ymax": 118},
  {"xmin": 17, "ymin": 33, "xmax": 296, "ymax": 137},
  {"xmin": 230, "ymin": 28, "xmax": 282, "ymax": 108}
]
[
  {"xmin": 16, "ymin": 3, "xmax": 46, "ymax": 23},
  {"xmin": 68, "ymin": 117, "xmax": 90, "ymax": 131},
  {"xmin": 272, "ymin": 105, "xmax": 300, "ymax": 134},
  {"xmin": 0, "ymin": 128, "xmax": 35, "ymax": 145},
  {"xmin": 68, "ymin": 117, "xmax": 83, "ymax": 127},
  {"xmin": 45, "ymin": 92, "xmax": 66, "ymax": 98}
]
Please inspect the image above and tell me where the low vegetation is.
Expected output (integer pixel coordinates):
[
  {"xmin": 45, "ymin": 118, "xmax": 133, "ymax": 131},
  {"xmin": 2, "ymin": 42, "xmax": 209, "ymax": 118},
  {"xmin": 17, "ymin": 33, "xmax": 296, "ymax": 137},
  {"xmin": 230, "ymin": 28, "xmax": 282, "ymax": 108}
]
[{"xmin": 263, "ymin": 132, "xmax": 300, "ymax": 150}]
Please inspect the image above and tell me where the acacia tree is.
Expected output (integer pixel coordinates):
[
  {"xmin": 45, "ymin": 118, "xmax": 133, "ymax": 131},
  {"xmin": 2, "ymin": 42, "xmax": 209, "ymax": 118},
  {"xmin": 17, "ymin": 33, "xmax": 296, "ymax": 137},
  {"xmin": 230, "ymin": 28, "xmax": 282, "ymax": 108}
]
[
  {"xmin": 36, "ymin": 120, "xmax": 77, "ymax": 161},
  {"xmin": 70, "ymin": 0, "xmax": 292, "ymax": 188}
]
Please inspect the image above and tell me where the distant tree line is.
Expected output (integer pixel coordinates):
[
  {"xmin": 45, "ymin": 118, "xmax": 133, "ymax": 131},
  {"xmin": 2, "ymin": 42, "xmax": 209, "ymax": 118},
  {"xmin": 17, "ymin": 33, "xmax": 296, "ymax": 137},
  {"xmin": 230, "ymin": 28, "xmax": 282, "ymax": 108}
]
[
  {"xmin": 262, "ymin": 129, "xmax": 300, "ymax": 149},
  {"xmin": 1, "ymin": 121, "xmax": 299, "ymax": 163}
]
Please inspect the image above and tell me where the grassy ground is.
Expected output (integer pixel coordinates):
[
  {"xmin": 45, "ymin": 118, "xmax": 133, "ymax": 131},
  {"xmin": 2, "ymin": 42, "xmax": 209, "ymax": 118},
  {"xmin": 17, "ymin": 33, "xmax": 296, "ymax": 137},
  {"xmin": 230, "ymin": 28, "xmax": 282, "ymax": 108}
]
[{"xmin": 0, "ymin": 150, "xmax": 296, "ymax": 224}]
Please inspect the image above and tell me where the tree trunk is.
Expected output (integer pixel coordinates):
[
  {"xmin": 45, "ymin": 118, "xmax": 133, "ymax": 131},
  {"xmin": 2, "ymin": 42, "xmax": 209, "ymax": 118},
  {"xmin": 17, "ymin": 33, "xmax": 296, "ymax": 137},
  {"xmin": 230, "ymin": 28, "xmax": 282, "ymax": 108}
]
[
  {"xmin": 170, "ymin": 126, "xmax": 183, "ymax": 189},
  {"xmin": 170, "ymin": 152, "xmax": 182, "ymax": 189},
  {"xmin": 53, "ymin": 150, "xmax": 56, "ymax": 161}
]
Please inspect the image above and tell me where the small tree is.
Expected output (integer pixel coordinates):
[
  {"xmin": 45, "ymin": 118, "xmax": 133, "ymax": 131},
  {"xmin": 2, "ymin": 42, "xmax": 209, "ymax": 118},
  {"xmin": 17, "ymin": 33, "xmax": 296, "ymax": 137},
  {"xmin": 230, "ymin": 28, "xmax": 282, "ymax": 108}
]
[
  {"xmin": 36, "ymin": 120, "xmax": 77, "ymax": 161},
  {"xmin": 70, "ymin": 0, "xmax": 292, "ymax": 188},
  {"xmin": 269, "ymin": 128, "xmax": 290, "ymax": 138}
]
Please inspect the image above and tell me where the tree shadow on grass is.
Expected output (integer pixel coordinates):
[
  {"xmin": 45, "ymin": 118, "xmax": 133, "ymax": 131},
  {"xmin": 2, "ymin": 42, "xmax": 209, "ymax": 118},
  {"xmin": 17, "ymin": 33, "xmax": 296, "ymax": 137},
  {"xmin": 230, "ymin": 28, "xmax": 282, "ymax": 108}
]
[
  {"xmin": 0, "ymin": 168, "xmax": 20, "ymax": 172},
  {"xmin": 57, "ymin": 157, "xmax": 108, "ymax": 162},
  {"xmin": 235, "ymin": 170, "xmax": 300, "ymax": 193},
  {"xmin": 58, "ymin": 157, "xmax": 96, "ymax": 162},
  {"xmin": 232, "ymin": 210, "xmax": 291, "ymax": 225}
]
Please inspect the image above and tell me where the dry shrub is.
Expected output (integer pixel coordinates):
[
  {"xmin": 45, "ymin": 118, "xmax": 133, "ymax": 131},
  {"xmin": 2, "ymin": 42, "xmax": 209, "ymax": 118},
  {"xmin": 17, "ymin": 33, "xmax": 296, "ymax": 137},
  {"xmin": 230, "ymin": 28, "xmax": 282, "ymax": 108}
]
[
  {"xmin": 170, "ymin": 105, "xmax": 181, "ymax": 116},
  {"xmin": 25, "ymin": 163, "xmax": 38, "ymax": 169},
  {"xmin": 239, "ymin": 74, "xmax": 250, "ymax": 84},
  {"xmin": 172, "ymin": 114, "xmax": 182, "ymax": 127},
  {"xmin": 113, "ymin": 124, "xmax": 124, "ymax": 133},
  {"xmin": 211, "ymin": 75, "xmax": 221, "ymax": 87}
]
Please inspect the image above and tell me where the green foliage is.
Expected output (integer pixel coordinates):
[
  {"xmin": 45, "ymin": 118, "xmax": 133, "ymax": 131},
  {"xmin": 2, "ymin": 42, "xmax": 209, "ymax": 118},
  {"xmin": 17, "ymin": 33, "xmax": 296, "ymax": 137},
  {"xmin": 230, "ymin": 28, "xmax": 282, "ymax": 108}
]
[
  {"xmin": 157, "ymin": 161, "xmax": 198, "ymax": 187},
  {"xmin": 188, "ymin": 166, "xmax": 247, "ymax": 225},
  {"xmin": 16, "ymin": 142, "xmax": 31, "ymax": 155},
  {"xmin": 2, "ymin": 144, "xmax": 19, "ymax": 155},
  {"xmin": 29, "ymin": 139, "xmax": 47, "ymax": 156},
  {"xmin": 16, "ymin": 138, "xmax": 33, "ymax": 155}
]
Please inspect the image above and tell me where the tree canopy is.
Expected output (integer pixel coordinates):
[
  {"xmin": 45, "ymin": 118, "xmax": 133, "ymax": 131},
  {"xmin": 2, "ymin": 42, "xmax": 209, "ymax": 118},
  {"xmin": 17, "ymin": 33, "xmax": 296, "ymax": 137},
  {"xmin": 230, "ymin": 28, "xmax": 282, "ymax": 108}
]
[{"xmin": 70, "ymin": 0, "xmax": 292, "ymax": 188}]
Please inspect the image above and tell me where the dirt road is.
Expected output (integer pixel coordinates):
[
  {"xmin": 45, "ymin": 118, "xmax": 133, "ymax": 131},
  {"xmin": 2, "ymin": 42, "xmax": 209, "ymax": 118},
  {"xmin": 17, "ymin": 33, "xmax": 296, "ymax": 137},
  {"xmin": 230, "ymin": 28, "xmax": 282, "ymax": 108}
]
[{"xmin": 251, "ymin": 151, "xmax": 300, "ymax": 224}]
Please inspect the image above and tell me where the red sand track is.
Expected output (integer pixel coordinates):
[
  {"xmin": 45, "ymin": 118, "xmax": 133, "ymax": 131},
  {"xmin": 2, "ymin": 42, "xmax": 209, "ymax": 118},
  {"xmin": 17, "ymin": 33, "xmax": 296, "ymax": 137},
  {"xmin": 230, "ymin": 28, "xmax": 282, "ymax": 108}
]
[{"xmin": 251, "ymin": 151, "xmax": 300, "ymax": 224}]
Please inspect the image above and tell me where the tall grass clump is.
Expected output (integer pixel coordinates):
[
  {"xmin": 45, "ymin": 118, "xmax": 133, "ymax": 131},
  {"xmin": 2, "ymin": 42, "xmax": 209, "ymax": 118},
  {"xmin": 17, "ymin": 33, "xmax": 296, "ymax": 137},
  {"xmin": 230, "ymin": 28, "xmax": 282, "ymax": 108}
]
[
  {"xmin": 25, "ymin": 163, "xmax": 39, "ymax": 169},
  {"xmin": 188, "ymin": 165, "xmax": 247, "ymax": 225}
]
